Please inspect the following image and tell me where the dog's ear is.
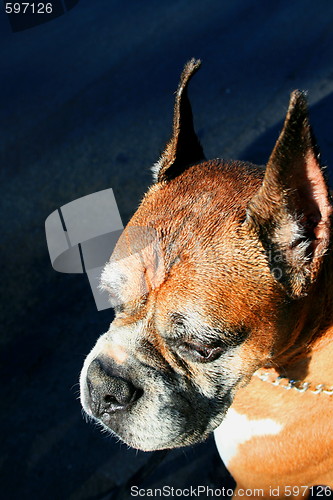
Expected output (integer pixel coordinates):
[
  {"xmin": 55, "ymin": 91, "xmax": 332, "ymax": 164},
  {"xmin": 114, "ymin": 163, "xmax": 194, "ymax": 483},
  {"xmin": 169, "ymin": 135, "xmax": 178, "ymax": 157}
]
[
  {"xmin": 246, "ymin": 91, "xmax": 333, "ymax": 298},
  {"xmin": 153, "ymin": 58, "xmax": 205, "ymax": 183}
]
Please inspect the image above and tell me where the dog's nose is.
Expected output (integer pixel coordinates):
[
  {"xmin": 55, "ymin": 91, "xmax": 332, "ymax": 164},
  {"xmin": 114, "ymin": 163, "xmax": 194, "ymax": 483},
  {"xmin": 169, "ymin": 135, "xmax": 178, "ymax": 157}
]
[{"xmin": 86, "ymin": 358, "xmax": 142, "ymax": 416}]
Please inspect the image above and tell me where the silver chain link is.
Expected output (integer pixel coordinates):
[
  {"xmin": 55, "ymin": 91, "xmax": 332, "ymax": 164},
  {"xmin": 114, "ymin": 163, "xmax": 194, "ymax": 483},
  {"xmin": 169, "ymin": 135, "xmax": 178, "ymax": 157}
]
[{"xmin": 253, "ymin": 371, "xmax": 333, "ymax": 395}]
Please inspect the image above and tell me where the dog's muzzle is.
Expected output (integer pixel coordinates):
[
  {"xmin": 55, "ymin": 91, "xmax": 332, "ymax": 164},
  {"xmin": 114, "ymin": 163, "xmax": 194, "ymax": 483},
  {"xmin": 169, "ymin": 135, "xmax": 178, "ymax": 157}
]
[
  {"xmin": 80, "ymin": 332, "xmax": 234, "ymax": 450},
  {"xmin": 85, "ymin": 358, "xmax": 143, "ymax": 418}
]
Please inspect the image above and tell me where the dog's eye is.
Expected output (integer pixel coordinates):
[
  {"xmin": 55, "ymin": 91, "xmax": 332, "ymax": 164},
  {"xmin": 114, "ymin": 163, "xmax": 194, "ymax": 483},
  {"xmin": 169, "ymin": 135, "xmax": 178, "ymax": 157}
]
[{"xmin": 178, "ymin": 342, "xmax": 223, "ymax": 363}]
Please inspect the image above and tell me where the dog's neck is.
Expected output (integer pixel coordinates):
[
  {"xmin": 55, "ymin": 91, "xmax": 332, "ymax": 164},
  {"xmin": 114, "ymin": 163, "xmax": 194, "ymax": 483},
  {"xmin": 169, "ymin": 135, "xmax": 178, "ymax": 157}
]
[{"xmin": 269, "ymin": 250, "xmax": 333, "ymax": 386}]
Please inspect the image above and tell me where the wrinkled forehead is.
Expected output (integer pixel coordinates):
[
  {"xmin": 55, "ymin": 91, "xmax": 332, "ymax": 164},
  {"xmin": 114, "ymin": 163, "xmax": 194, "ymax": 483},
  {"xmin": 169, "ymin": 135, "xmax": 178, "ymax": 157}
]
[
  {"xmin": 100, "ymin": 218, "xmax": 217, "ymax": 310},
  {"xmin": 100, "ymin": 163, "xmax": 267, "ymax": 310},
  {"xmin": 100, "ymin": 226, "xmax": 165, "ymax": 307},
  {"xmin": 100, "ymin": 221, "xmax": 270, "ymax": 323}
]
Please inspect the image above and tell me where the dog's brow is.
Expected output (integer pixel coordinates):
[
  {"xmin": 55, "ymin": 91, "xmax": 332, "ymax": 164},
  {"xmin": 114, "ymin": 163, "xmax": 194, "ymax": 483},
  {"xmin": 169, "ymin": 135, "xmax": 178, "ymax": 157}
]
[
  {"xmin": 99, "ymin": 259, "xmax": 153, "ymax": 312},
  {"xmin": 99, "ymin": 263, "xmax": 127, "ymax": 306},
  {"xmin": 168, "ymin": 312, "xmax": 249, "ymax": 346},
  {"xmin": 169, "ymin": 312, "xmax": 217, "ymax": 339}
]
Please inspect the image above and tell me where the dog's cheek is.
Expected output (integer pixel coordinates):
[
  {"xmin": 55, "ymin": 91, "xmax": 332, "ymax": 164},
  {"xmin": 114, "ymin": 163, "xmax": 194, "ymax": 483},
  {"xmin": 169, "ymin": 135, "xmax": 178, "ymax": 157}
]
[{"xmin": 186, "ymin": 347, "xmax": 246, "ymax": 397}]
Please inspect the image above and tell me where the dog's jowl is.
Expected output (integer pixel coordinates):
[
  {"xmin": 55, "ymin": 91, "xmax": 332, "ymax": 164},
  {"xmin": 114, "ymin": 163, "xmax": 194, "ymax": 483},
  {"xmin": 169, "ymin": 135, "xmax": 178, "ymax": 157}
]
[{"xmin": 80, "ymin": 60, "xmax": 333, "ymax": 495}]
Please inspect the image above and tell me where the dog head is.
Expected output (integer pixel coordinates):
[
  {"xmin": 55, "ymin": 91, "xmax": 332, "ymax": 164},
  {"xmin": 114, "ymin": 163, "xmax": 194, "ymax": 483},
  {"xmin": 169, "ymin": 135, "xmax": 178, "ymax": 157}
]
[{"xmin": 80, "ymin": 60, "xmax": 332, "ymax": 451}]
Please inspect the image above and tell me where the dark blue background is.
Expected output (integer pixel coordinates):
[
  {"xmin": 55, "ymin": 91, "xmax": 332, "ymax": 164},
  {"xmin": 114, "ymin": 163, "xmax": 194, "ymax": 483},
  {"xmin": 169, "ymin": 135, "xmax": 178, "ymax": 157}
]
[{"xmin": 1, "ymin": 1, "xmax": 333, "ymax": 498}]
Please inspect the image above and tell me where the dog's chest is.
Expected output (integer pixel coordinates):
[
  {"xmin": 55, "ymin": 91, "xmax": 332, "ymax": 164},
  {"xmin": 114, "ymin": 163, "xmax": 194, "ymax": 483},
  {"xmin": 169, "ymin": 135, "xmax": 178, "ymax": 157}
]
[
  {"xmin": 214, "ymin": 408, "xmax": 283, "ymax": 467},
  {"xmin": 213, "ymin": 373, "xmax": 333, "ymax": 489}
]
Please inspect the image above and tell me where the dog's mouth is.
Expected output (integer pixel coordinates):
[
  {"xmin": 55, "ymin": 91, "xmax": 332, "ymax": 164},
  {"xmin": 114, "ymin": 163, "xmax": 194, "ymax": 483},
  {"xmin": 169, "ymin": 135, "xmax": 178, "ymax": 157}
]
[{"xmin": 83, "ymin": 392, "xmax": 229, "ymax": 451}]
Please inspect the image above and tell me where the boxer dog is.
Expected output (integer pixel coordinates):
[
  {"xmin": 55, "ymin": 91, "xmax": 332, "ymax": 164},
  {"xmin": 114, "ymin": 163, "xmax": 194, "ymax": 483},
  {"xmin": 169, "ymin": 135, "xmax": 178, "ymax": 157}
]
[{"xmin": 80, "ymin": 60, "xmax": 333, "ymax": 496}]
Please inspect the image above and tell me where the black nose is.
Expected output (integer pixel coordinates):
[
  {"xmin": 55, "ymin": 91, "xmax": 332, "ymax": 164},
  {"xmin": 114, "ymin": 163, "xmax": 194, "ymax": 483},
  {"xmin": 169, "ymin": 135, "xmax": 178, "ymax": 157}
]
[{"xmin": 86, "ymin": 358, "xmax": 142, "ymax": 416}]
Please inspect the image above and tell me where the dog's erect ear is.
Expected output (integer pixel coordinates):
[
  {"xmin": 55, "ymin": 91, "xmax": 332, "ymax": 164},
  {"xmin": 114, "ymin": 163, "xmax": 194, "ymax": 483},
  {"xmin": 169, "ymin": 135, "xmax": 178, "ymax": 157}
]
[
  {"xmin": 246, "ymin": 91, "xmax": 332, "ymax": 298},
  {"xmin": 153, "ymin": 58, "xmax": 205, "ymax": 183}
]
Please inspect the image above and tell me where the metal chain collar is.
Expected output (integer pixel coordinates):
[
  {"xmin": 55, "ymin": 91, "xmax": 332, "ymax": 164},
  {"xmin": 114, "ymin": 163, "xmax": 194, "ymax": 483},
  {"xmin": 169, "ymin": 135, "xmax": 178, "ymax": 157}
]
[{"xmin": 253, "ymin": 370, "xmax": 333, "ymax": 396}]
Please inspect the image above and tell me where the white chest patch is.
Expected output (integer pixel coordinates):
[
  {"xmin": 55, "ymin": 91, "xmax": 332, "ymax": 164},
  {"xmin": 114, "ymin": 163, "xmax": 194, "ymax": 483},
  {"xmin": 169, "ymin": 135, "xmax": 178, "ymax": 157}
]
[{"xmin": 214, "ymin": 408, "xmax": 283, "ymax": 467}]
